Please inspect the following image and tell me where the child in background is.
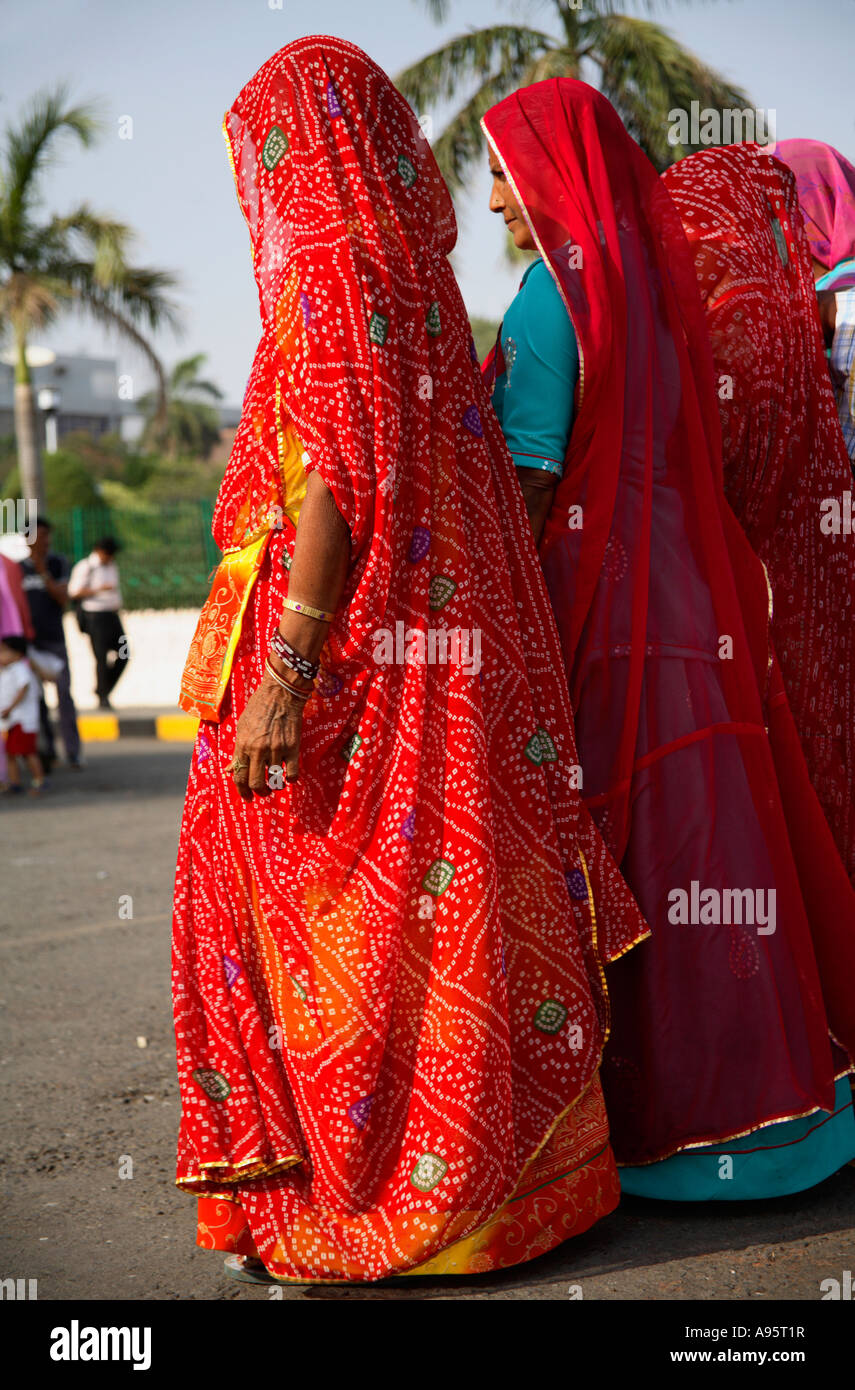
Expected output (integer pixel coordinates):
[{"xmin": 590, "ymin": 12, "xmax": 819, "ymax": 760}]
[{"xmin": 0, "ymin": 635, "xmax": 44, "ymax": 796}]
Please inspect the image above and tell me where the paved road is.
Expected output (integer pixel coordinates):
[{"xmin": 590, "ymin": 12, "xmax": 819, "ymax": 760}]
[{"xmin": 2, "ymin": 742, "xmax": 853, "ymax": 1302}]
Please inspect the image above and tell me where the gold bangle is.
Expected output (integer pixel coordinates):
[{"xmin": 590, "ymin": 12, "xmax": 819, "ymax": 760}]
[{"xmin": 282, "ymin": 597, "xmax": 335, "ymax": 623}]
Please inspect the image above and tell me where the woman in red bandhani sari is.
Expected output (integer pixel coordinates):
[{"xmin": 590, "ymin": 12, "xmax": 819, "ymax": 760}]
[
  {"xmin": 481, "ymin": 79, "xmax": 855, "ymax": 1200},
  {"xmin": 661, "ymin": 143, "xmax": 855, "ymax": 886},
  {"xmin": 172, "ymin": 37, "xmax": 648, "ymax": 1284}
]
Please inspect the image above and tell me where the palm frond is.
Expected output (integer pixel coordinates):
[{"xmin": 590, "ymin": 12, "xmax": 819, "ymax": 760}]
[
  {"xmin": 0, "ymin": 268, "xmax": 72, "ymax": 331},
  {"xmin": 0, "ymin": 84, "xmax": 104, "ymax": 247},
  {"xmin": 53, "ymin": 259, "xmax": 183, "ymax": 427},
  {"xmin": 589, "ymin": 13, "xmax": 750, "ymax": 168},
  {"xmin": 42, "ymin": 205, "xmax": 134, "ymax": 286},
  {"xmin": 411, "ymin": 0, "xmax": 452, "ymax": 19},
  {"xmin": 396, "ymin": 25, "xmax": 555, "ymax": 113},
  {"xmin": 170, "ymin": 353, "xmax": 224, "ymax": 400},
  {"xmin": 432, "ymin": 68, "xmax": 526, "ymax": 192},
  {"xmin": 181, "ymin": 377, "xmax": 223, "ymax": 401},
  {"xmin": 518, "ymin": 45, "xmax": 584, "ymax": 84}
]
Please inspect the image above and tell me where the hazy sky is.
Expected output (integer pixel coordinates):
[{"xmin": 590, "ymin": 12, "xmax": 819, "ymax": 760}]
[{"xmin": 3, "ymin": 0, "xmax": 854, "ymax": 408}]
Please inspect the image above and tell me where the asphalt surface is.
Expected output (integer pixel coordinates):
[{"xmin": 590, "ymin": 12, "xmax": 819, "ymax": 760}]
[{"xmin": 2, "ymin": 741, "xmax": 853, "ymax": 1302}]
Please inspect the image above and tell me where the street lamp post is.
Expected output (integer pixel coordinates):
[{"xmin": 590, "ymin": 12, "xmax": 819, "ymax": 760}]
[{"xmin": 37, "ymin": 386, "xmax": 62, "ymax": 455}]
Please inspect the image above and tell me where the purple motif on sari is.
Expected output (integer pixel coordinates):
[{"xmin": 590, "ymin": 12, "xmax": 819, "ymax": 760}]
[
  {"xmin": 463, "ymin": 404, "xmax": 483, "ymax": 438},
  {"xmin": 408, "ymin": 526, "xmax": 430, "ymax": 562},
  {"xmin": 223, "ymin": 956, "xmax": 242, "ymax": 988},
  {"xmin": 566, "ymin": 869, "xmax": 587, "ymax": 901},
  {"xmin": 327, "ymin": 82, "xmax": 343, "ymax": 119},
  {"xmin": 348, "ymin": 1095, "xmax": 373, "ymax": 1129}
]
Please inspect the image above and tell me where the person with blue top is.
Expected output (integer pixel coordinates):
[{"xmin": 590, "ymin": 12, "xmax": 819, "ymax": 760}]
[
  {"xmin": 481, "ymin": 80, "xmax": 855, "ymax": 1205},
  {"xmin": 775, "ymin": 139, "xmax": 855, "ymax": 468}
]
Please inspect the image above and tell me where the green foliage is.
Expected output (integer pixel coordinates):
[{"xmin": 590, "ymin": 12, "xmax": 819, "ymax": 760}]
[
  {"xmin": 398, "ymin": 25, "xmax": 554, "ymax": 192},
  {"xmin": 136, "ymin": 454, "xmax": 223, "ymax": 504},
  {"xmin": 0, "ymin": 434, "xmax": 16, "ymax": 470},
  {"xmin": 469, "ymin": 315, "xmax": 501, "ymax": 362},
  {"xmin": 137, "ymin": 352, "xmax": 224, "ymax": 461},
  {"xmin": 48, "ymin": 428, "xmax": 131, "ymax": 482},
  {"xmin": 123, "ymin": 452, "xmax": 156, "ymax": 490},
  {"xmin": 0, "ymin": 81, "xmax": 180, "ymax": 469},
  {"xmin": 0, "ymin": 425, "xmax": 221, "ymax": 520},
  {"xmin": 97, "ymin": 479, "xmax": 156, "ymax": 514},
  {"xmin": 3, "ymin": 448, "xmax": 101, "ymax": 511},
  {"xmin": 45, "ymin": 498, "xmax": 221, "ymax": 610}
]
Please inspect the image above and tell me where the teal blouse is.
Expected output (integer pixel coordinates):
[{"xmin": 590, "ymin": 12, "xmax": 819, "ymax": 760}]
[{"xmin": 491, "ymin": 258, "xmax": 579, "ymax": 477}]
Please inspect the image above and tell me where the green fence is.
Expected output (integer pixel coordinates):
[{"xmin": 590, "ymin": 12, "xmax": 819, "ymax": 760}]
[{"xmin": 49, "ymin": 501, "xmax": 221, "ymax": 611}]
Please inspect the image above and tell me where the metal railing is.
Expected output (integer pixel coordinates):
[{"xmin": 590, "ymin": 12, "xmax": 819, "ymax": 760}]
[{"xmin": 47, "ymin": 500, "xmax": 220, "ymax": 611}]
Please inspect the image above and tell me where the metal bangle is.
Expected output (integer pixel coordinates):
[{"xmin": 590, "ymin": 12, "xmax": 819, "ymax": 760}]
[
  {"xmin": 282, "ymin": 597, "xmax": 335, "ymax": 623},
  {"xmin": 263, "ymin": 656, "xmax": 313, "ymax": 701}
]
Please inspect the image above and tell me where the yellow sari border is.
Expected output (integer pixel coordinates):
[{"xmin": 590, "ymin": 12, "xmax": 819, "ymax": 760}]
[{"xmin": 179, "ymin": 530, "xmax": 272, "ymax": 723}]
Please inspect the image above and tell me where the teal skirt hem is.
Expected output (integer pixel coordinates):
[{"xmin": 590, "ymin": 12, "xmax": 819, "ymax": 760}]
[{"xmin": 619, "ymin": 1077, "xmax": 855, "ymax": 1201}]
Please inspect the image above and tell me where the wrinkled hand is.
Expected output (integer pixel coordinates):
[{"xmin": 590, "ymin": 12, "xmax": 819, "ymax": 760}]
[{"xmin": 232, "ymin": 674, "xmax": 304, "ymax": 802}]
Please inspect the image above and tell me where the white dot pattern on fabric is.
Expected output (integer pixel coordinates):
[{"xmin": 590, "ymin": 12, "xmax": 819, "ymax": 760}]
[{"xmin": 173, "ymin": 35, "xmax": 648, "ymax": 1283}]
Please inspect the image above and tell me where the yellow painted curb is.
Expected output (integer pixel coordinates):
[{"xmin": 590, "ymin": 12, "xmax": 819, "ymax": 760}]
[
  {"xmin": 155, "ymin": 714, "xmax": 199, "ymax": 742},
  {"xmin": 78, "ymin": 714, "xmax": 120, "ymax": 741}
]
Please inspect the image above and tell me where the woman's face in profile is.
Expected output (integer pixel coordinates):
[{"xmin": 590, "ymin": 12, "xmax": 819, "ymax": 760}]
[{"xmin": 488, "ymin": 148, "xmax": 536, "ymax": 251}]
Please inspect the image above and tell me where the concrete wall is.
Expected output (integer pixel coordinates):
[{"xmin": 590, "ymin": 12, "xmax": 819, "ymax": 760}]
[{"xmin": 46, "ymin": 609, "xmax": 199, "ymax": 713}]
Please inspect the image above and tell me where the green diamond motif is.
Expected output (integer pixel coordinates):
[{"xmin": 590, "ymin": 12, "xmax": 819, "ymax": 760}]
[
  {"xmin": 428, "ymin": 575, "xmax": 456, "ymax": 610},
  {"xmin": 261, "ymin": 124, "xmax": 289, "ymax": 171},
  {"xmin": 422, "ymin": 858, "xmax": 456, "ymax": 896},
  {"xmin": 426, "ymin": 301, "xmax": 442, "ymax": 337},
  {"xmin": 368, "ymin": 312, "xmax": 389, "ymax": 346},
  {"xmin": 770, "ymin": 216, "xmax": 789, "ymax": 267},
  {"xmin": 536, "ymin": 727, "xmax": 558, "ymax": 762},
  {"xmin": 192, "ymin": 1068, "xmax": 231, "ymax": 1101},
  {"xmin": 341, "ymin": 733, "xmax": 363, "ymax": 762},
  {"xmin": 533, "ymin": 999, "xmax": 568, "ymax": 1035},
  {"xmin": 410, "ymin": 1151, "xmax": 447, "ymax": 1192},
  {"xmin": 397, "ymin": 153, "xmax": 418, "ymax": 188},
  {"xmin": 524, "ymin": 733, "xmax": 544, "ymax": 766}
]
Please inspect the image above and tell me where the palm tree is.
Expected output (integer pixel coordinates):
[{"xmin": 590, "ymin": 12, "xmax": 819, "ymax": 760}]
[
  {"xmin": 398, "ymin": 0, "xmax": 751, "ymax": 194},
  {"xmin": 138, "ymin": 353, "xmax": 224, "ymax": 461},
  {"xmin": 0, "ymin": 83, "xmax": 181, "ymax": 504}
]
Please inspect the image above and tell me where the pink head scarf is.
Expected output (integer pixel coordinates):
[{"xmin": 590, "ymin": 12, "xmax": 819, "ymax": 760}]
[{"xmin": 773, "ymin": 139, "xmax": 855, "ymax": 288}]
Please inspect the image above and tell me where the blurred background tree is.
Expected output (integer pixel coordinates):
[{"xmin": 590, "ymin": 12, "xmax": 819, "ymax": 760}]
[
  {"xmin": 470, "ymin": 315, "xmax": 501, "ymax": 360},
  {"xmin": 0, "ymin": 82, "xmax": 181, "ymax": 502},
  {"xmin": 399, "ymin": 0, "xmax": 751, "ymax": 195},
  {"xmin": 137, "ymin": 352, "xmax": 224, "ymax": 462}
]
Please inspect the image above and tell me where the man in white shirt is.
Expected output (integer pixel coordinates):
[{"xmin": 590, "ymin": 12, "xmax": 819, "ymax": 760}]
[{"xmin": 68, "ymin": 536, "xmax": 130, "ymax": 710}]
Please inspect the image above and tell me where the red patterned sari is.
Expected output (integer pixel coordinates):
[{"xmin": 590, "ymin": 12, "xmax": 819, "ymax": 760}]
[
  {"xmin": 481, "ymin": 80, "xmax": 855, "ymax": 1169},
  {"xmin": 662, "ymin": 143, "xmax": 855, "ymax": 884},
  {"xmin": 172, "ymin": 38, "xmax": 648, "ymax": 1283}
]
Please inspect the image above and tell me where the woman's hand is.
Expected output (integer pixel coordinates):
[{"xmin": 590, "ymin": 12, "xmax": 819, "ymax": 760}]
[{"xmin": 232, "ymin": 674, "xmax": 305, "ymax": 801}]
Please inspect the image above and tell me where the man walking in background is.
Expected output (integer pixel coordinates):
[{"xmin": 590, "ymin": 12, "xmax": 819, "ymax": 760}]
[
  {"xmin": 19, "ymin": 516, "xmax": 82, "ymax": 770},
  {"xmin": 69, "ymin": 536, "xmax": 129, "ymax": 710}
]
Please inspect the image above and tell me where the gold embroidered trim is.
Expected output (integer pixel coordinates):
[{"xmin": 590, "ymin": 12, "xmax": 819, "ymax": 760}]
[
  {"xmin": 176, "ymin": 1152, "xmax": 303, "ymax": 1188},
  {"xmin": 618, "ymin": 1066, "xmax": 855, "ymax": 1167},
  {"xmin": 760, "ymin": 557, "xmax": 774, "ymax": 695}
]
